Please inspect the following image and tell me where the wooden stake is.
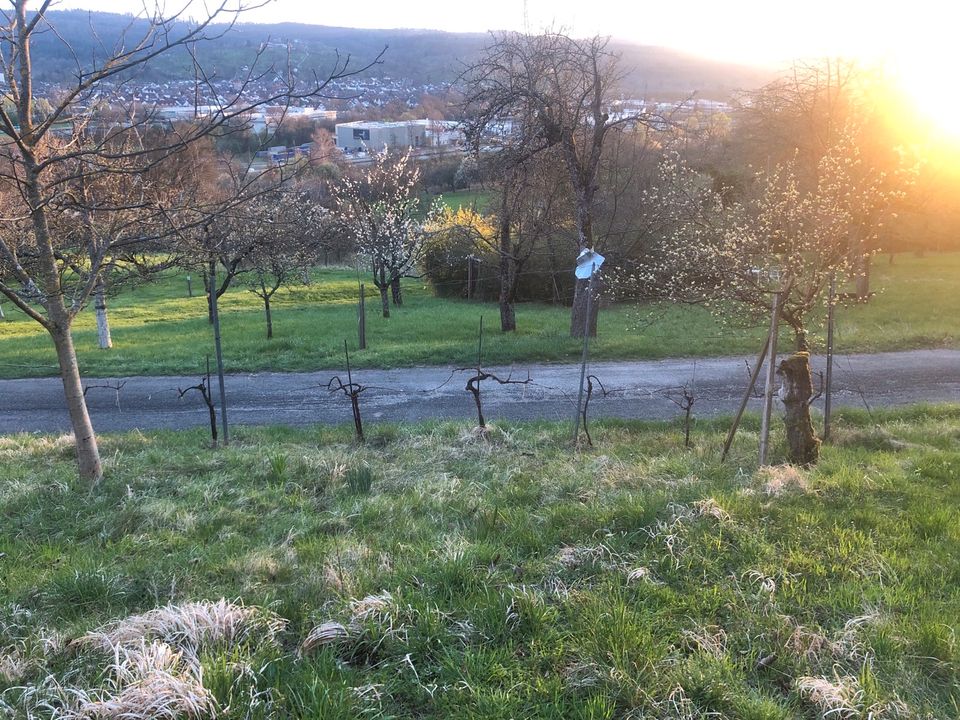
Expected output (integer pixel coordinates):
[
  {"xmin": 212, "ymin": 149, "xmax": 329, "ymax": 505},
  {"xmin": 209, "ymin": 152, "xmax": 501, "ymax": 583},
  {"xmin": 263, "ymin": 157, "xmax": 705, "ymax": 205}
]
[
  {"xmin": 758, "ymin": 291, "xmax": 781, "ymax": 465},
  {"xmin": 721, "ymin": 333, "xmax": 770, "ymax": 462},
  {"xmin": 823, "ymin": 273, "xmax": 837, "ymax": 441},
  {"xmin": 358, "ymin": 283, "xmax": 367, "ymax": 350},
  {"xmin": 205, "ymin": 355, "xmax": 218, "ymax": 446},
  {"xmin": 344, "ymin": 339, "xmax": 364, "ymax": 443}
]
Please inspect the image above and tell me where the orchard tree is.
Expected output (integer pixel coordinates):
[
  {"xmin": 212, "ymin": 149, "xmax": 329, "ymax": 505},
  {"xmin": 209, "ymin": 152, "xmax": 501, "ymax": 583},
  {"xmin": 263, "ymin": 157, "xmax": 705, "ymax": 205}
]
[
  {"xmin": 60, "ymin": 127, "xmax": 186, "ymax": 350},
  {"xmin": 726, "ymin": 60, "xmax": 906, "ymax": 298},
  {"xmin": 0, "ymin": 0, "xmax": 379, "ymax": 481},
  {"xmin": 462, "ymin": 30, "xmax": 665, "ymax": 336},
  {"xmin": 485, "ymin": 150, "xmax": 569, "ymax": 331},
  {"xmin": 639, "ymin": 129, "xmax": 910, "ymax": 464},
  {"xmin": 333, "ymin": 148, "xmax": 442, "ymax": 318},
  {"xmin": 243, "ymin": 190, "xmax": 334, "ymax": 339}
]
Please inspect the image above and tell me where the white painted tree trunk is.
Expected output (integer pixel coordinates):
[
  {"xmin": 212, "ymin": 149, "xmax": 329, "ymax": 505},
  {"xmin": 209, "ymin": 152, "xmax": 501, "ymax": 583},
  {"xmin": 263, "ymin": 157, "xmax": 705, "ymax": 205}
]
[{"xmin": 94, "ymin": 279, "xmax": 112, "ymax": 349}]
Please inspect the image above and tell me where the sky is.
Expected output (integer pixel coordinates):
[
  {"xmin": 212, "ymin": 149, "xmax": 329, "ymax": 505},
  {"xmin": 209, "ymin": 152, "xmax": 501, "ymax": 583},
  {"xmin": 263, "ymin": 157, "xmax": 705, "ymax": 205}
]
[{"xmin": 48, "ymin": 0, "xmax": 956, "ymax": 68}]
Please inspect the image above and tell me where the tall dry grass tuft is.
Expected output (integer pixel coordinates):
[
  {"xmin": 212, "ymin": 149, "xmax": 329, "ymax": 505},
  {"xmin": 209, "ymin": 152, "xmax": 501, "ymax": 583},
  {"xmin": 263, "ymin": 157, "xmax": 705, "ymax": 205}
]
[
  {"xmin": 63, "ymin": 641, "xmax": 215, "ymax": 720},
  {"xmin": 795, "ymin": 674, "xmax": 863, "ymax": 718},
  {"xmin": 755, "ymin": 465, "xmax": 809, "ymax": 496},
  {"xmin": 79, "ymin": 599, "xmax": 285, "ymax": 654},
  {"xmin": 680, "ymin": 624, "xmax": 728, "ymax": 659},
  {"xmin": 0, "ymin": 649, "xmax": 26, "ymax": 684},
  {"xmin": 300, "ymin": 591, "xmax": 412, "ymax": 657},
  {"xmin": 299, "ymin": 622, "xmax": 350, "ymax": 655}
]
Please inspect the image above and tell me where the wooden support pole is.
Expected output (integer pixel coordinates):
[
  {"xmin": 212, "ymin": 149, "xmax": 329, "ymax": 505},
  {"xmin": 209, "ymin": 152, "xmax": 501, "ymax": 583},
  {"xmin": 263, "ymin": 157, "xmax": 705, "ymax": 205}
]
[
  {"xmin": 823, "ymin": 274, "xmax": 837, "ymax": 441},
  {"xmin": 721, "ymin": 333, "xmax": 770, "ymax": 462},
  {"xmin": 758, "ymin": 291, "xmax": 781, "ymax": 465},
  {"xmin": 209, "ymin": 260, "xmax": 229, "ymax": 446}
]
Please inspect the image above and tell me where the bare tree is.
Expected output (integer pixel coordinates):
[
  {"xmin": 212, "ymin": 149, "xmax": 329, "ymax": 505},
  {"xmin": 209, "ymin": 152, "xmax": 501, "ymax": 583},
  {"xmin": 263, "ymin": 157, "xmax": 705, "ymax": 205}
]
[
  {"xmin": 437, "ymin": 150, "xmax": 569, "ymax": 332},
  {"xmin": 243, "ymin": 190, "xmax": 332, "ymax": 339},
  {"xmin": 462, "ymin": 30, "xmax": 665, "ymax": 336},
  {"xmin": 0, "ymin": 0, "xmax": 380, "ymax": 481},
  {"xmin": 333, "ymin": 148, "xmax": 442, "ymax": 318}
]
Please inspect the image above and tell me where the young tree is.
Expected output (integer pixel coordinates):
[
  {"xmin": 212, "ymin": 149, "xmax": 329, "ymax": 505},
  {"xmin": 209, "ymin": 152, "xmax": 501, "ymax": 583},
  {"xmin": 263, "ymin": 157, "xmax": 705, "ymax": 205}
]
[
  {"xmin": 640, "ymin": 130, "xmax": 910, "ymax": 464},
  {"xmin": 487, "ymin": 150, "xmax": 569, "ymax": 331},
  {"xmin": 0, "ymin": 0, "xmax": 379, "ymax": 481},
  {"xmin": 725, "ymin": 60, "xmax": 905, "ymax": 299},
  {"xmin": 333, "ymin": 148, "xmax": 442, "ymax": 318},
  {"xmin": 243, "ymin": 189, "xmax": 333, "ymax": 339}
]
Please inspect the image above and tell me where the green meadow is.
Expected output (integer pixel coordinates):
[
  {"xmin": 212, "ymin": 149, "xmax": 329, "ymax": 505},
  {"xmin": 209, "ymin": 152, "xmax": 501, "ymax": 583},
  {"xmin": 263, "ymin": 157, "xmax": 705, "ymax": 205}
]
[
  {"xmin": 1, "ymin": 407, "xmax": 959, "ymax": 717},
  {"xmin": 0, "ymin": 253, "xmax": 957, "ymax": 379}
]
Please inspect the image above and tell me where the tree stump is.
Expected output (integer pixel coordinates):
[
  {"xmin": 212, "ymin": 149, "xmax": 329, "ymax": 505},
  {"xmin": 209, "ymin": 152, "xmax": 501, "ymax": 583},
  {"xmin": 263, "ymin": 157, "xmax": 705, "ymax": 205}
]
[{"xmin": 777, "ymin": 352, "xmax": 820, "ymax": 466}]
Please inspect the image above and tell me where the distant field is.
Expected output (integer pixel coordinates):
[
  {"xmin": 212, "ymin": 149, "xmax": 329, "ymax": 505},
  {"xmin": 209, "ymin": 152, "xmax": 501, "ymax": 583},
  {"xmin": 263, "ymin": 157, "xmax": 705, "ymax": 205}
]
[
  {"xmin": 1, "ymin": 406, "xmax": 958, "ymax": 717},
  {"xmin": 0, "ymin": 253, "xmax": 957, "ymax": 379},
  {"xmin": 438, "ymin": 188, "xmax": 495, "ymax": 212}
]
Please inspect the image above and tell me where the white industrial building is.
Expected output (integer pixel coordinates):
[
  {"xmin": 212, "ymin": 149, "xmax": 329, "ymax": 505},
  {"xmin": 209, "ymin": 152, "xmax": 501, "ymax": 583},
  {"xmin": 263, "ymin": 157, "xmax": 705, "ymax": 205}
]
[{"xmin": 335, "ymin": 120, "xmax": 427, "ymax": 152}]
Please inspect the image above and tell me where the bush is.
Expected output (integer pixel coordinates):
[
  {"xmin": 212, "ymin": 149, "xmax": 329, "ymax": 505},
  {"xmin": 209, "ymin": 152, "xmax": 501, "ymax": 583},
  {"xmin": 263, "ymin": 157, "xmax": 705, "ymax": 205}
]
[{"xmin": 420, "ymin": 207, "xmax": 578, "ymax": 304}]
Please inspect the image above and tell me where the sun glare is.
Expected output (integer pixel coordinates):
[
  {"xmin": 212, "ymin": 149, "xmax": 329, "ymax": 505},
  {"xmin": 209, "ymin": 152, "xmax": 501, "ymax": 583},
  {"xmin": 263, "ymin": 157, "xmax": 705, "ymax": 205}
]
[{"xmin": 891, "ymin": 55, "xmax": 960, "ymax": 142}]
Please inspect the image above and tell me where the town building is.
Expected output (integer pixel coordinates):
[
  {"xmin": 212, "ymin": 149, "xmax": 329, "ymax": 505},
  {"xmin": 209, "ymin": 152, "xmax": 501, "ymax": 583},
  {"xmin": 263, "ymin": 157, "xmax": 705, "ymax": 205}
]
[{"xmin": 335, "ymin": 120, "xmax": 427, "ymax": 152}]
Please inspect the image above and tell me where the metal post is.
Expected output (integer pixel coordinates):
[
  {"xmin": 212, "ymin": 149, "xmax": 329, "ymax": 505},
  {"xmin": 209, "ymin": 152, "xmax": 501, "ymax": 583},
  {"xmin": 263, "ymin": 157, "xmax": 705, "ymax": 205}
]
[
  {"xmin": 209, "ymin": 260, "xmax": 229, "ymax": 446},
  {"xmin": 823, "ymin": 273, "xmax": 837, "ymax": 441},
  {"xmin": 758, "ymin": 290, "xmax": 780, "ymax": 465},
  {"xmin": 572, "ymin": 265, "xmax": 596, "ymax": 445},
  {"xmin": 186, "ymin": 275, "xmax": 192, "ymax": 298}
]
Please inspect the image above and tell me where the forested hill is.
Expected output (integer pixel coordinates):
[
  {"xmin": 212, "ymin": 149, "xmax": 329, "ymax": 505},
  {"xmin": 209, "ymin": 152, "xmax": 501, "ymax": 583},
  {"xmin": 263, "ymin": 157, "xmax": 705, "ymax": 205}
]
[{"xmin": 29, "ymin": 10, "xmax": 771, "ymax": 99}]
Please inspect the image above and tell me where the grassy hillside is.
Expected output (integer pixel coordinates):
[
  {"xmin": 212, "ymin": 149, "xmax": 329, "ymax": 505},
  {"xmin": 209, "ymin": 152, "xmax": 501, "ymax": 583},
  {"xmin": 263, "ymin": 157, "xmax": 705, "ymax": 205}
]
[{"xmin": 1, "ymin": 406, "xmax": 958, "ymax": 717}]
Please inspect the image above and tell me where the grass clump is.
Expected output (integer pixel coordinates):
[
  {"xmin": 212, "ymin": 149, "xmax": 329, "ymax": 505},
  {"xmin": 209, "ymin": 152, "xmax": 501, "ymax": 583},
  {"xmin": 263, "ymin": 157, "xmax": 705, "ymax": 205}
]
[
  {"xmin": 342, "ymin": 465, "xmax": 375, "ymax": 495},
  {"xmin": 78, "ymin": 599, "xmax": 285, "ymax": 655},
  {"xmin": 1, "ymin": 407, "xmax": 959, "ymax": 718}
]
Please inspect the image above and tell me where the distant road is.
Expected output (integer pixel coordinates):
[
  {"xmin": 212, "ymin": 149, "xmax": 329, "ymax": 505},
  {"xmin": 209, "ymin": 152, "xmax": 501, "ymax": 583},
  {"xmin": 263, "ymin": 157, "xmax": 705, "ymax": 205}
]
[{"xmin": 1, "ymin": 349, "xmax": 958, "ymax": 434}]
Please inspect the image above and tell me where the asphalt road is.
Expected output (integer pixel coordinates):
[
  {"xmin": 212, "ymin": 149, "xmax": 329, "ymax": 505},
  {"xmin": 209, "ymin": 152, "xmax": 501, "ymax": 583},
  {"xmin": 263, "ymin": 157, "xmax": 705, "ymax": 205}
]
[{"xmin": 1, "ymin": 349, "xmax": 958, "ymax": 434}]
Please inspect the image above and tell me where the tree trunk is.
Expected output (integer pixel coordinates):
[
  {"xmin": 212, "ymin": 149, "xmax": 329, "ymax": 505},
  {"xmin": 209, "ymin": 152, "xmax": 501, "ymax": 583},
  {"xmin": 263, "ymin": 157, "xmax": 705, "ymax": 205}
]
[
  {"xmin": 499, "ymin": 293, "xmax": 516, "ymax": 332},
  {"xmin": 570, "ymin": 276, "xmax": 599, "ymax": 338},
  {"xmin": 390, "ymin": 276, "xmax": 403, "ymax": 306},
  {"xmin": 378, "ymin": 285, "xmax": 390, "ymax": 318},
  {"xmin": 855, "ymin": 253, "xmax": 871, "ymax": 300},
  {"xmin": 264, "ymin": 295, "xmax": 273, "ymax": 339},
  {"xmin": 203, "ymin": 267, "xmax": 215, "ymax": 324},
  {"xmin": 21, "ymin": 130, "xmax": 102, "ymax": 481},
  {"xmin": 52, "ymin": 323, "xmax": 102, "ymax": 481},
  {"xmin": 777, "ymin": 351, "xmax": 821, "ymax": 466},
  {"xmin": 498, "ymin": 215, "xmax": 516, "ymax": 332},
  {"xmin": 94, "ymin": 278, "xmax": 112, "ymax": 349}
]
